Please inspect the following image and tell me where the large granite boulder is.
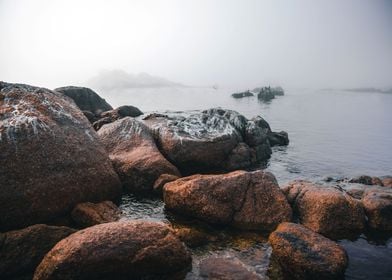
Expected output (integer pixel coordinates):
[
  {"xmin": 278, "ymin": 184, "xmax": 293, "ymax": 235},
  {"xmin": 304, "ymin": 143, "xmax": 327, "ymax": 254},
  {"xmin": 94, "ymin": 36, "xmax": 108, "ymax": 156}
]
[
  {"xmin": 0, "ymin": 82, "xmax": 122, "ymax": 231},
  {"xmin": 164, "ymin": 170, "xmax": 292, "ymax": 231},
  {"xmin": 143, "ymin": 108, "xmax": 286, "ymax": 174},
  {"xmin": 33, "ymin": 221, "xmax": 192, "ymax": 280},
  {"xmin": 54, "ymin": 86, "xmax": 112, "ymax": 116},
  {"xmin": 98, "ymin": 117, "xmax": 180, "ymax": 193},
  {"xmin": 283, "ymin": 181, "xmax": 365, "ymax": 239},
  {"xmin": 0, "ymin": 224, "xmax": 76, "ymax": 279},
  {"xmin": 71, "ymin": 201, "xmax": 121, "ymax": 228},
  {"xmin": 269, "ymin": 222, "xmax": 348, "ymax": 280},
  {"xmin": 362, "ymin": 187, "xmax": 392, "ymax": 231}
]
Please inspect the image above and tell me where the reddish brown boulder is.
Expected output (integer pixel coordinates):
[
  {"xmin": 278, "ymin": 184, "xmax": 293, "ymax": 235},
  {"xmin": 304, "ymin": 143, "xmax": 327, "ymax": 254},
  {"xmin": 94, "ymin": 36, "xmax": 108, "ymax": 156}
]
[
  {"xmin": 0, "ymin": 82, "xmax": 122, "ymax": 231},
  {"xmin": 199, "ymin": 257, "xmax": 263, "ymax": 280},
  {"xmin": 153, "ymin": 174, "xmax": 180, "ymax": 194},
  {"xmin": 71, "ymin": 201, "xmax": 121, "ymax": 228},
  {"xmin": 33, "ymin": 221, "xmax": 192, "ymax": 280},
  {"xmin": 98, "ymin": 117, "xmax": 180, "ymax": 193},
  {"xmin": 382, "ymin": 177, "xmax": 392, "ymax": 187},
  {"xmin": 283, "ymin": 180, "xmax": 365, "ymax": 239},
  {"xmin": 0, "ymin": 224, "xmax": 76, "ymax": 279},
  {"xmin": 269, "ymin": 222, "xmax": 348, "ymax": 280},
  {"xmin": 362, "ymin": 188, "xmax": 392, "ymax": 231},
  {"xmin": 164, "ymin": 170, "xmax": 292, "ymax": 231}
]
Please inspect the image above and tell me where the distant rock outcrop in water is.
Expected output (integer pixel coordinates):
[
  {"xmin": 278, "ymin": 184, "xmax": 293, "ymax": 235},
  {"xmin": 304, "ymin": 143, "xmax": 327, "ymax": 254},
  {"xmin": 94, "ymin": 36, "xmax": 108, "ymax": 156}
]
[
  {"xmin": 231, "ymin": 90, "xmax": 254, "ymax": 98},
  {"xmin": 255, "ymin": 86, "xmax": 284, "ymax": 101},
  {"xmin": 88, "ymin": 69, "xmax": 185, "ymax": 91},
  {"xmin": 0, "ymin": 82, "xmax": 122, "ymax": 231},
  {"xmin": 231, "ymin": 86, "xmax": 285, "ymax": 101}
]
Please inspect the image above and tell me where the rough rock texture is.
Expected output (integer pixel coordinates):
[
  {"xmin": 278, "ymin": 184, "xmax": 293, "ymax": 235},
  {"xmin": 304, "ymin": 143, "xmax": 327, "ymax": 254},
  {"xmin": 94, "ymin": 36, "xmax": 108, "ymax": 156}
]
[
  {"xmin": 164, "ymin": 170, "xmax": 292, "ymax": 230},
  {"xmin": 33, "ymin": 221, "xmax": 192, "ymax": 280},
  {"xmin": 362, "ymin": 188, "xmax": 392, "ymax": 231},
  {"xmin": 349, "ymin": 175, "xmax": 383, "ymax": 186},
  {"xmin": 93, "ymin": 105, "xmax": 143, "ymax": 130},
  {"xmin": 98, "ymin": 117, "xmax": 180, "ymax": 193},
  {"xmin": 269, "ymin": 222, "xmax": 348, "ymax": 280},
  {"xmin": 0, "ymin": 224, "xmax": 76, "ymax": 279},
  {"xmin": 283, "ymin": 181, "xmax": 365, "ymax": 239},
  {"xmin": 54, "ymin": 86, "xmax": 112, "ymax": 116},
  {"xmin": 153, "ymin": 174, "xmax": 180, "ymax": 194},
  {"xmin": 71, "ymin": 201, "xmax": 121, "ymax": 228},
  {"xmin": 199, "ymin": 257, "xmax": 262, "ymax": 280},
  {"xmin": 143, "ymin": 108, "xmax": 287, "ymax": 174},
  {"xmin": 0, "ymin": 82, "xmax": 122, "ymax": 231},
  {"xmin": 382, "ymin": 177, "xmax": 392, "ymax": 187}
]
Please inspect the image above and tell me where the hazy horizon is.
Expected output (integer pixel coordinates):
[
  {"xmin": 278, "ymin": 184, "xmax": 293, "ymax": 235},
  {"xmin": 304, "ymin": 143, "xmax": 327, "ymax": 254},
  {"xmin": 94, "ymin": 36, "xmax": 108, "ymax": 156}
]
[{"xmin": 1, "ymin": 0, "xmax": 391, "ymax": 89}]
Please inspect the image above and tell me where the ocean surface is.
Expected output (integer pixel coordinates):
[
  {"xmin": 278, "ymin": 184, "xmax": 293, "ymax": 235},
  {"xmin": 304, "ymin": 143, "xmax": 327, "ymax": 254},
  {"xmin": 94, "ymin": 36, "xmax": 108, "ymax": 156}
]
[{"xmin": 101, "ymin": 87, "xmax": 392, "ymax": 279}]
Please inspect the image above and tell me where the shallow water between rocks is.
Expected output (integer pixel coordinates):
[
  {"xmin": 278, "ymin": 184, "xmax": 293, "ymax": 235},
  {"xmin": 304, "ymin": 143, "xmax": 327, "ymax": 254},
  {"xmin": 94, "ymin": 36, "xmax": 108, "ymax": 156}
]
[{"xmin": 101, "ymin": 87, "xmax": 392, "ymax": 279}]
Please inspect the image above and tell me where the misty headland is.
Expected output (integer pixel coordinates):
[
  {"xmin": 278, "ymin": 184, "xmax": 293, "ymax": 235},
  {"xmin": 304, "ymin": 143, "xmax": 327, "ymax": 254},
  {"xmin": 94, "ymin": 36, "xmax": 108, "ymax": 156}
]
[{"xmin": 1, "ymin": 1, "xmax": 392, "ymax": 280}]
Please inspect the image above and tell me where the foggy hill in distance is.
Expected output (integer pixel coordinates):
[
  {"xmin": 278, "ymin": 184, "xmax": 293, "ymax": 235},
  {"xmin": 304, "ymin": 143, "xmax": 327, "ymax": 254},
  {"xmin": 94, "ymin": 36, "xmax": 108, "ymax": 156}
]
[{"xmin": 88, "ymin": 69, "xmax": 185, "ymax": 91}]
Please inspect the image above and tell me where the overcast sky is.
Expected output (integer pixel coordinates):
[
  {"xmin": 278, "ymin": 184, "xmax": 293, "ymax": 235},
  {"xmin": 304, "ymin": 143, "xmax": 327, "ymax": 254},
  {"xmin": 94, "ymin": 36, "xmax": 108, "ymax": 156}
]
[{"xmin": 1, "ymin": 0, "xmax": 391, "ymax": 89}]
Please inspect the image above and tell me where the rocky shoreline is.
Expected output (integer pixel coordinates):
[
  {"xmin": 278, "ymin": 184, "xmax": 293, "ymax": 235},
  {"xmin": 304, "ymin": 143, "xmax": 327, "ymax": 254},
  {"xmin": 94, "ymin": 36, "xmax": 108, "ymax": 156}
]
[{"xmin": 0, "ymin": 82, "xmax": 391, "ymax": 279}]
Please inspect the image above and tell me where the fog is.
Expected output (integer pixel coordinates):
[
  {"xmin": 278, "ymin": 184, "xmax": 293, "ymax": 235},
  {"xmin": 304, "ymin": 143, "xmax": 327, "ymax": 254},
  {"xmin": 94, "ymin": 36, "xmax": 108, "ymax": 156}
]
[{"xmin": 1, "ymin": 0, "xmax": 391, "ymax": 89}]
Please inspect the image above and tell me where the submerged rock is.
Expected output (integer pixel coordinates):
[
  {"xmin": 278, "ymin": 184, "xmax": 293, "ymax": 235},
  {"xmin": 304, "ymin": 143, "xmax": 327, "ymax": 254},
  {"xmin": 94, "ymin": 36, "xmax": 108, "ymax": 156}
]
[
  {"xmin": 143, "ymin": 108, "xmax": 286, "ymax": 174},
  {"xmin": 283, "ymin": 180, "xmax": 365, "ymax": 239},
  {"xmin": 54, "ymin": 86, "xmax": 112, "ymax": 116},
  {"xmin": 362, "ymin": 187, "xmax": 392, "ymax": 231},
  {"xmin": 33, "ymin": 221, "xmax": 192, "ymax": 280},
  {"xmin": 269, "ymin": 222, "xmax": 348, "ymax": 280},
  {"xmin": 199, "ymin": 257, "xmax": 262, "ymax": 280},
  {"xmin": 0, "ymin": 224, "xmax": 76, "ymax": 279},
  {"xmin": 0, "ymin": 82, "xmax": 122, "ymax": 231},
  {"xmin": 163, "ymin": 170, "xmax": 292, "ymax": 231},
  {"xmin": 98, "ymin": 117, "xmax": 180, "ymax": 193},
  {"xmin": 71, "ymin": 201, "xmax": 121, "ymax": 228}
]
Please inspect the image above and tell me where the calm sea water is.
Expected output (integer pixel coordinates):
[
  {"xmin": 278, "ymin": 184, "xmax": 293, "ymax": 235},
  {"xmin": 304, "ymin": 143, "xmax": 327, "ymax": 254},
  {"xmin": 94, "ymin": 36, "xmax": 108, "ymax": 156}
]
[
  {"xmin": 104, "ymin": 86, "xmax": 392, "ymax": 184},
  {"xmin": 102, "ymin": 87, "xmax": 392, "ymax": 279}
]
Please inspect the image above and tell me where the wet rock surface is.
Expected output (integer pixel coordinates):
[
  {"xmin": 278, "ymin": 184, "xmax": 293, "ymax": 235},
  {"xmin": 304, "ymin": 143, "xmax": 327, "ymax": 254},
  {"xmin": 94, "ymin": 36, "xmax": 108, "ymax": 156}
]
[
  {"xmin": 98, "ymin": 117, "xmax": 180, "ymax": 193},
  {"xmin": 0, "ymin": 224, "xmax": 76, "ymax": 279},
  {"xmin": 283, "ymin": 180, "xmax": 366, "ymax": 239},
  {"xmin": 71, "ymin": 201, "xmax": 121, "ymax": 228},
  {"xmin": 143, "ymin": 108, "xmax": 287, "ymax": 174},
  {"xmin": 199, "ymin": 257, "xmax": 263, "ymax": 280},
  {"xmin": 164, "ymin": 170, "xmax": 292, "ymax": 230},
  {"xmin": 0, "ymin": 82, "xmax": 122, "ymax": 231},
  {"xmin": 54, "ymin": 86, "xmax": 112, "ymax": 116},
  {"xmin": 269, "ymin": 222, "xmax": 348, "ymax": 280},
  {"xmin": 33, "ymin": 221, "xmax": 192, "ymax": 280}
]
